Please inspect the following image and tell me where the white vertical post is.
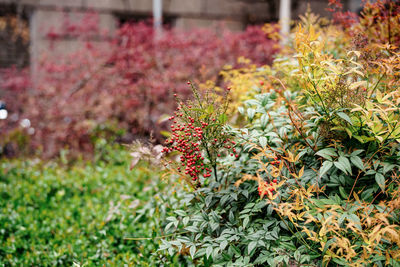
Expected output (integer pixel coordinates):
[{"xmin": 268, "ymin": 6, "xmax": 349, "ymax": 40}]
[
  {"xmin": 153, "ymin": 0, "xmax": 163, "ymax": 39},
  {"xmin": 29, "ymin": 9, "xmax": 38, "ymax": 90},
  {"xmin": 279, "ymin": 0, "xmax": 291, "ymax": 44}
]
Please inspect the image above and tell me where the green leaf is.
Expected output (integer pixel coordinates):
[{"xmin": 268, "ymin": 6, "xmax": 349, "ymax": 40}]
[
  {"xmin": 182, "ymin": 217, "xmax": 189, "ymax": 226},
  {"xmin": 347, "ymin": 214, "xmax": 361, "ymax": 230},
  {"xmin": 339, "ymin": 156, "xmax": 352, "ymax": 174},
  {"xmin": 174, "ymin": 210, "xmax": 186, "ymax": 216},
  {"xmin": 166, "ymin": 216, "xmax": 177, "ymax": 222},
  {"xmin": 207, "ymin": 105, "xmax": 214, "ymax": 114},
  {"xmin": 185, "ymin": 226, "xmax": 199, "ymax": 233},
  {"xmin": 338, "ymin": 213, "xmax": 347, "ymax": 225},
  {"xmin": 165, "ymin": 222, "xmax": 175, "ymax": 232},
  {"xmin": 294, "ymin": 250, "xmax": 301, "ymax": 261},
  {"xmin": 210, "ymin": 222, "xmax": 219, "ymax": 231},
  {"xmin": 206, "ymin": 245, "xmax": 213, "ymax": 259},
  {"xmin": 254, "ymin": 253, "xmax": 270, "ymax": 264},
  {"xmin": 375, "ymin": 173, "xmax": 385, "ymax": 191},
  {"xmin": 259, "ymin": 136, "xmax": 267, "ymax": 148},
  {"xmin": 245, "ymin": 99, "xmax": 260, "ymax": 106},
  {"xmin": 169, "ymin": 240, "xmax": 181, "ymax": 247},
  {"xmin": 260, "ymin": 114, "xmax": 269, "ymax": 129},
  {"xmin": 230, "ymin": 244, "xmax": 241, "ymax": 256},
  {"xmin": 243, "ymin": 216, "xmax": 250, "ymax": 229},
  {"xmin": 382, "ymin": 163, "xmax": 395, "ymax": 174},
  {"xmin": 248, "ymin": 241, "xmax": 257, "ymax": 255},
  {"xmin": 160, "ymin": 130, "xmax": 172, "ymax": 137},
  {"xmin": 337, "ymin": 112, "xmax": 353, "ymax": 125},
  {"xmin": 177, "ymin": 236, "xmax": 191, "ymax": 243},
  {"xmin": 365, "ymin": 169, "xmax": 376, "ymax": 175},
  {"xmin": 247, "ymin": 108, "xmax": 256, "ymax": 121},
  {"xmin": 218, "ymin": 114, "xmax": 227, "ymax": 124},
  {"xmin": 220, "ymin": 240, "xmax": 228, "ymax": 251},
  {"xmin": 229, "ymin": 211, "xmax": 235, "ymax": 223},
  {"xmin": 190, "ymin": 245, "xmax": 196, "ymax": 259},
  {"xmin": 350, "ymin": 149, "xmax": 363, "ymax": 156},
  {"xmin": 334, "ymin": 158, "xmax": 349, "ymax": 175},
  {"xmin": 339, "ymin": 186, "xmax": 347, "ymax": 199},
  {"xmin": 205, "ymin": 195, "xmax": 213, "ymax": 207},
  {"xmin": 350, "ymin": 156, "xmax": 364, "ymax": 170},
  {"xmin": 320, "ymin": 161, "xmax": 333, "ymax": 176},
  {"xmin": 316, "ymin": 148, "xmax": 337, "ymax": 160}
]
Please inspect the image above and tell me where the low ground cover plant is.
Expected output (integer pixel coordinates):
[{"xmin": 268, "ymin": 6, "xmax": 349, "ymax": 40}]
[
  {"xmin": 146, "ymin": 2, "xmax": 400, "ymax": 266},
  {"xmin": 0, "ymin": 142, "xmax": 183, "ymax": 266}
]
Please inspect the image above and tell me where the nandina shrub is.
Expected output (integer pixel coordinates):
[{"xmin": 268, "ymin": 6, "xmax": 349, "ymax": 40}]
[
  {"xmin": 0, "ymin": 14, "xmax": 278, "ymax": 158},
  {"xmin": 155, "ymin": 8, "xmax": 400, "ymax": 266},
  {"xmin": 162, "ymin": 82, "xmax": 237, "ymax": 186}
]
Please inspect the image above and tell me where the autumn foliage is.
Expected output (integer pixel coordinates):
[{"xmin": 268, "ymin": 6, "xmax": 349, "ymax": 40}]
[
  {"xmin": 156, "ymin": 2, "xmax": 400, "ymax": 266},
  {"xmin": 0, "ymin": 14, "xmax": 278, "ymax": 157}
]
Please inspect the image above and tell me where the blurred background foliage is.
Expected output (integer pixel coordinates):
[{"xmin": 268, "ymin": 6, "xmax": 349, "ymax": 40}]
[{"xmin": 0, "ymin": 141, "xmax": 187, "ymax": 265}]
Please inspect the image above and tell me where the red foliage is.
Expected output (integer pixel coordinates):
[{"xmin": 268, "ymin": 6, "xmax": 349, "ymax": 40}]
[
  {"xmin": 1, "ymin": 15, "xmax": 278, "ymax": 157},
  {"xmin": 329, "ymin": 0, "xmax": 400, "ymax": 45}
]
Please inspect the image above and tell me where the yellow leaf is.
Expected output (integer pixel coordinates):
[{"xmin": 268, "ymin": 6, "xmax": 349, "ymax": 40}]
[
  {"xmin": 349, "ymin": 80, "xmax": 367, "ymax": 90},
  {"xmin": 376, "ymin": 90, "xmax": 383, "ymax": 103},
  {"xmin": 298, "ymin": 166, "xmax": 304, "ymax": 178}
]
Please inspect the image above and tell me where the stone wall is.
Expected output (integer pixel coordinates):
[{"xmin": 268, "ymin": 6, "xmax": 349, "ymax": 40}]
[{"xmin": 0, "ymin": 0, "xmax": 362, "ymax": 69}]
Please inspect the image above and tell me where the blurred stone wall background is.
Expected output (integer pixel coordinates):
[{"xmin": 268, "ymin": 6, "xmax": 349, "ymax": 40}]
[{"xmin": 0, "ymin": 0, "xmax": 361, "ymax": 68}]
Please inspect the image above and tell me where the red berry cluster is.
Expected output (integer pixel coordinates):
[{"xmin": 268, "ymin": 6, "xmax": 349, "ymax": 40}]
[
  {"xmin": 162, "ymin": 112, "xmax": 238, "ymax": 181},
  {"xmin": 162, "ymin": 113, "xmax": 211, "ymax": 180},
  {"xmin": 258, "ymin": 179, "xmax": 278, "ymax": 197},
  {"xmin": 271, "ymin": 157, "xmax": 280, "ymax": 166},
  {"xmin": 162, "ymin": 82, "xmax": 235, "ymax": 182}
]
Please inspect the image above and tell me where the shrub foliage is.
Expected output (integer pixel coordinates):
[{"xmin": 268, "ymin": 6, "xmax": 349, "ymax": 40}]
[
  {"xmin": 0, "ymin": 15, "xmax": 278, "ymax": 157},
  {"xmin": 0, "ymin": 143, "xmax": 184, "ymax": 266},
  {"xmin": 152, "ymin": 2, "xmax": 400, "ymax": 266}
]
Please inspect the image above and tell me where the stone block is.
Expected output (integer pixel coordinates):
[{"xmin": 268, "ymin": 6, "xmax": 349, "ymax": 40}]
[
  {"xmin": 35, "ymin": 38, "xmax": 112, "ymax": 57},
  {"xmin": 21, "ymin": 0, "xmax": 84, "ymax": 9},
  {"xmin": 85, "ymin": 0, "xmax": 152, "ymax": 13},
  {"xmin": 85, "ymin": 0, "xmax": 204, "ymax": 15},
  {"xmin": 204, "ymin": 0, "xmax": 245, "ymax": 17},
  {"xmin": 174, "ymin": 17, "xmax": 243, "ymax": 31},
  {"xmin": 244, "ymin": 2, "xmax": 273, "ymax": 21},
  {"xmin": 32, "ymin": 9, "xmax": 116, "ymax": 39},
  {"xmin": 164, "ymin": 0, "xmax": 204, "ymax": 15}
]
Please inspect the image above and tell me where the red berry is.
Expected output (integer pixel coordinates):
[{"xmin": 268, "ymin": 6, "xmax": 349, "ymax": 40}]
[{"xmin": 273, "ymin": 179, "xmax": 277, "ymax": 183}]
